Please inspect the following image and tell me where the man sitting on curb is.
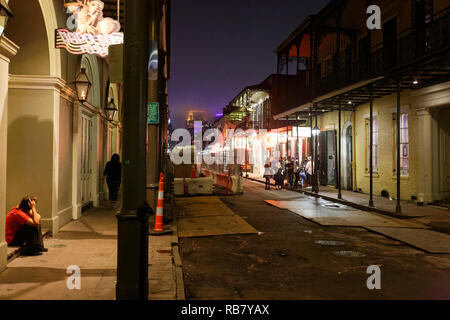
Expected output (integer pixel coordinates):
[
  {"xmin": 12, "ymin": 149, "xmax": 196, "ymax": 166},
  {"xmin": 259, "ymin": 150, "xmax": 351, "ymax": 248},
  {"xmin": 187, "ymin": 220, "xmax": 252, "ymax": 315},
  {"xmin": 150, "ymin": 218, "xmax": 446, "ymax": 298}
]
[{"xmin": 5, "ymin": 196, "xmax": 48, "ymax": 256}]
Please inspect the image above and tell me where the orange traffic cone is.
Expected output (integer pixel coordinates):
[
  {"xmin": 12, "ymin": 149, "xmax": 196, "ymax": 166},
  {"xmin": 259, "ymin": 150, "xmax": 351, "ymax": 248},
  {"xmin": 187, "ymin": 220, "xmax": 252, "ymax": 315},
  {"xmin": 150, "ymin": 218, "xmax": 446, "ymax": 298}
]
[{"xmin": 154, "ymin": 173, "xmax": 165, "ymax": 232}]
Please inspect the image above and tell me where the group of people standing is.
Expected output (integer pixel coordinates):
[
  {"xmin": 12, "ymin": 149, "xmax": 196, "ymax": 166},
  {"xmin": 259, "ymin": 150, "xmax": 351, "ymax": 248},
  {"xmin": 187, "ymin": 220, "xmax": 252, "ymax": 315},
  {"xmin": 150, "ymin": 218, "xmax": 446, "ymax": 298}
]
[{"xmin": 263, "ymin": 157, "xmax": 313, "ymax": 191}]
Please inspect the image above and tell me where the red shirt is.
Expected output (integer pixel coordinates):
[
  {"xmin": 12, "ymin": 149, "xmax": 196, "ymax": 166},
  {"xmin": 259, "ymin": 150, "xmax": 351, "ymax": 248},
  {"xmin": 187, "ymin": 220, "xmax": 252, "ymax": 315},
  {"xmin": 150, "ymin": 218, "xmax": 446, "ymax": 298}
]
[{"xmin": 5, "ymin": 206, "xmax": 31, "ymax": 245}]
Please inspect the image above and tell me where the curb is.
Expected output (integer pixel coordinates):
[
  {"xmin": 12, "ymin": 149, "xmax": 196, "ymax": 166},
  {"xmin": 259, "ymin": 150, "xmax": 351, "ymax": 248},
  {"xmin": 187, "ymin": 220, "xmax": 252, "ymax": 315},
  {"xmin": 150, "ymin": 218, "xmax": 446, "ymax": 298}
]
[
  {"xmin": 245, "ymin": 177, "xmax": 410, "ymax": 220},
  {"xmin": 171, "ymin": 204, "xmax": 186, "ymax": 300},
  {"xmin": 7, "ymin": 229, "xmax": 51, "ymax": 262}
]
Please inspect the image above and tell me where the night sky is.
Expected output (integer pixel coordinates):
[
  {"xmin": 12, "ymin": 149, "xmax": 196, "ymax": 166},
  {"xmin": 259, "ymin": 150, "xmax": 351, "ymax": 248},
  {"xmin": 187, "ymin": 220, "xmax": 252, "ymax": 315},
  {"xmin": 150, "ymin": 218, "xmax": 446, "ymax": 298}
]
[{"xmin": 169, "ymin": 0, "xmax": 330, "ymax": 129}]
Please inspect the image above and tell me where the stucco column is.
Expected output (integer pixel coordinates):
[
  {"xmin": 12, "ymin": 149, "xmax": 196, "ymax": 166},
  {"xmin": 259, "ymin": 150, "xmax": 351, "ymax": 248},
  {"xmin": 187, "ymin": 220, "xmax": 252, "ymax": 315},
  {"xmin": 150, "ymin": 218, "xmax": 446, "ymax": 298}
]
[
  {"xmin": 91, "ymin": 115, "xmax": 101, "ymax": 207},
  {"xmin": 7, "ymin": 75, "xmax": 65, "ymax": 235},
  {"xmin": 416, "ymin": 107, "xmax": 434, "ymax": 203},
  {"xmin": 0, "ymin": 36, "xmax": 19, "ymax": 272},
  {"xmin": 72, "ymin": 102, "xmax": 82, "ymax": 220}
]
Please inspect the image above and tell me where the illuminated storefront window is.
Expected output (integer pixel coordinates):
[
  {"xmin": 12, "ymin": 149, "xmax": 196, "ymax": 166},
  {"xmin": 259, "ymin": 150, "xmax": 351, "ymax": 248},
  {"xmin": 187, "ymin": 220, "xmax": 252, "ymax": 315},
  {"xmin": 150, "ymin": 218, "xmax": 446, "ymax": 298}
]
[{"xmin": 393, "ymin": 113, "xmax": 409, "ymax": 176}]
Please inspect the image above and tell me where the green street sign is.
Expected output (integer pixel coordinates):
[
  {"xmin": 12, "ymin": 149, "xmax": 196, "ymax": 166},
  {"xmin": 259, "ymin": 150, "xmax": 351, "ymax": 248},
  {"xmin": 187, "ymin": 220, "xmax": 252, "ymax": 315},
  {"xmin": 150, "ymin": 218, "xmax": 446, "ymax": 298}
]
[{"xmin": 148, "ymin": 102, "xmax": 159, "ymax": 124}]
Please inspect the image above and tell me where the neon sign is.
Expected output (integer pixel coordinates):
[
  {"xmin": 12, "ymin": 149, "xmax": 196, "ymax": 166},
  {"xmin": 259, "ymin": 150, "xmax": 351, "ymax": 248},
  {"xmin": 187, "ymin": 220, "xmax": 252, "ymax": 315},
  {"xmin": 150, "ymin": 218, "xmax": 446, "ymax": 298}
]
[{"xmin": 55, "ymin": 1, "xmax": 124, "ymax": 58}]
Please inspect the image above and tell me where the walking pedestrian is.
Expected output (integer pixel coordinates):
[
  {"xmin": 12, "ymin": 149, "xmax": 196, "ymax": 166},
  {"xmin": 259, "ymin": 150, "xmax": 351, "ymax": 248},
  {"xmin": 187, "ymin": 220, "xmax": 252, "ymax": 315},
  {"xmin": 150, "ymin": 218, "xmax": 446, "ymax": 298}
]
[{"xmin": 103, "ymin": 154, "xmax": 122, "ymax": 201}]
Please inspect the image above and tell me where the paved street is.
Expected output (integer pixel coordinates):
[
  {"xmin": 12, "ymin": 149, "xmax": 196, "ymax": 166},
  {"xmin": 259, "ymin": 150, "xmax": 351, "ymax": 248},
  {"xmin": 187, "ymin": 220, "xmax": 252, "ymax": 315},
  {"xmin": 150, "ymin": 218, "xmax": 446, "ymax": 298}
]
[{"xmin": 179, "ymin": 180, "xmax": 450, "ymax": 300}]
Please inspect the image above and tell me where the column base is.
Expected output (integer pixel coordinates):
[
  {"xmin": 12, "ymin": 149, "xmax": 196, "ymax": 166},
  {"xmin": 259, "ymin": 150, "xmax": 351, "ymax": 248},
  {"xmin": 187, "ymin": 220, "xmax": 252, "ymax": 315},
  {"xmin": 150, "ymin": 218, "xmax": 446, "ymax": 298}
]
[{"xmin": 0, "ymin": 241, "xmax": 7, "ymax": 272}]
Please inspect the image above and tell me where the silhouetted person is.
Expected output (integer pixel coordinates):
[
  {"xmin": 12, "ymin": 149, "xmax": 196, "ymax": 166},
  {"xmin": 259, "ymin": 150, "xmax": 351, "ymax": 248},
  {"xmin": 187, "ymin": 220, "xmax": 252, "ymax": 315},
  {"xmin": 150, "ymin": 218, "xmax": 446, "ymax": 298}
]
[
  {"xmin": 286, "ymin": 161, "xmax": 294, "ymax": 188},
  {"xmin": 6, "ymin": 196, "xmax": 47, "ymax": 256},
  {"xmin": 274, "ymin": 169, "xmax": 285, "ymax": 190},
  {"xmin": 103, "ymin": 154, "xmax": 122, "ymax": 201}
]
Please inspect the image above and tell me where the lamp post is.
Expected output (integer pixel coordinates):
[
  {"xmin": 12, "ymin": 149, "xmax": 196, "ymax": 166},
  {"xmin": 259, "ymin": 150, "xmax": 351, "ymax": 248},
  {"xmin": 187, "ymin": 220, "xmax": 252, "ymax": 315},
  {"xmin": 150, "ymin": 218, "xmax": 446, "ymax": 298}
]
[
  {"xmin": 312, "ymin": 124, "xmax": 320, "ymax": 193},
  {"xmin": 116, "ymin": 0, "xmax": 151, "ymax": 300},
  {"xmin": 105, "ymin": 98, "xmax": 119, "ymax": 122},
  {"xmin": 0, "ymin": 0, "xmax": 13, "ymax": 38},
  {"xmin": 73, "ymin": 68, "xmax": 92, "ymax": 103}
]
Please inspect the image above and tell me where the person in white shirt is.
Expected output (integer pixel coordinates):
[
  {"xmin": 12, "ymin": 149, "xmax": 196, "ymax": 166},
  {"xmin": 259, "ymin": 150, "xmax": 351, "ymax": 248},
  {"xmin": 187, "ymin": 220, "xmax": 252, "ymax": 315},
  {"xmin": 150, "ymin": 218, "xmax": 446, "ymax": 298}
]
[
  {"xmin": 305, "ymin": 157, "xmax": 312, "ymax": 186},
  {"xmin": 263, "ymin": 158, "xmax": 273, "ymax": 190}
]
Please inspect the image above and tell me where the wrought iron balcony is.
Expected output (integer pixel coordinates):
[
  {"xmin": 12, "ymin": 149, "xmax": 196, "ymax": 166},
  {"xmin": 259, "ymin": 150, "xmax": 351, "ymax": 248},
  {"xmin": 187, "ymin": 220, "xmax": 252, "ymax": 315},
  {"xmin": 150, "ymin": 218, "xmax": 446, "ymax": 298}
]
[{"xmin": 312, "ymin": 10, "xmax": 449, "ymax": 97}]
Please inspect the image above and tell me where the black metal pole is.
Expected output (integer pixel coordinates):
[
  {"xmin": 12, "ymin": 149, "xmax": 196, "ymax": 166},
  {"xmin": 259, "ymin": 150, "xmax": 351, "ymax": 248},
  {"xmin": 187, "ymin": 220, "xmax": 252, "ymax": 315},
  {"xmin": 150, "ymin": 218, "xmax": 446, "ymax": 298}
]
[
  {"xmin": 116, "ymin": 0, "xmax": 151, "ymax": 300},
  {"xmin": 315, "ymin": 105, "xmax": 319, "ymax": 194},
  {"xmin": 286, "ymin": 116, "xmax": 289, "ymax": 159},
  {"xmin": 396, "ymin": 81, "xmax": 402, "ymax": 214},
  {"xmin": 369, "ymin": 85, "xmax": 374, "ymax": 207},
  {"xmin": 310, "ymin": 107, "xmax": 314, "ymax": 190},
  {"xmin": 338, "ymin": 99, "xmax": 342, "ymax": 199}
]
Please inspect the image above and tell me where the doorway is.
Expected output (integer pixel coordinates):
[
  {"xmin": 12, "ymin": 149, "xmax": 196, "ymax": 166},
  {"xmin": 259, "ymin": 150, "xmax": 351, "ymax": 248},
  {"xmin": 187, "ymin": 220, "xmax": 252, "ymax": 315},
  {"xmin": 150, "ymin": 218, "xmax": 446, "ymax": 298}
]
[
  {"xmin": 383, "ymin": 17, "xmax": 398, "ymax": 70},
  {"xmin": 80, "ymin": 114, "xmax": 93, "ymax": 206},
  {"xmin": 343, "ymin": 124, "xmax": 353, "ymax": 190},
  {"xmin": 438, "ymin": 107, "xmax": 450, "ymax": 200},
  {"xmin": 319, "ymin": 130, "xmax": 336, "ymax": 186}
]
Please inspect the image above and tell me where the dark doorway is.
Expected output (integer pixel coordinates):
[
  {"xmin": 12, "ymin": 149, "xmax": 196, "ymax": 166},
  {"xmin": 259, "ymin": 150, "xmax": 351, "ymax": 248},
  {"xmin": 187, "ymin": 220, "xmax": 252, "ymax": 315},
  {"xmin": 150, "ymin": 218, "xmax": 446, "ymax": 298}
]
[
  {"xmin": 344, "ymin": 125, "xmax": 353, "ymax": 190},
  {"xmin": 414, "ymin": 0, "xmax": 434, "ymax": 55},
  {"xmin": 358, "ymin": 35, "xmax": 370, "ymax": 76},
  {"xmin": 319, "ymin": 130, "xmax": 336, "ymax": 186},
  {"xmin": 383, "ymin": 17, "xmax": 398, "ymax": 70}
]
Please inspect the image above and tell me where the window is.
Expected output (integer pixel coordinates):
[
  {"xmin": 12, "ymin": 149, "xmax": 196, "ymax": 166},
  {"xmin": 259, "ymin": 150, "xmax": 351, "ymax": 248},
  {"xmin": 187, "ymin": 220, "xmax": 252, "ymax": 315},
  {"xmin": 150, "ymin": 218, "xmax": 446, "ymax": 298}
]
[
  {"xmin": 365, "ymin": 116, "xmax": 378, "ymax": 173},
  {"xmin": 393, "ymin": 113, "xmax": 409, "ymax": 176}
]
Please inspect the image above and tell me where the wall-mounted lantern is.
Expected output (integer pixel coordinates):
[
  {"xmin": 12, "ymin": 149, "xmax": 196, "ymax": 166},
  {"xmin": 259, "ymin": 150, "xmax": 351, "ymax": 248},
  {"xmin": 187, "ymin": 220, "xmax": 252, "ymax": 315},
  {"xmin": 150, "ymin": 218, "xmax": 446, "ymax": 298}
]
[
  {"xmin": 105, "ymin": 98, "xmax": 118, "ymax": 122},
  {"xmin": 73, "ymin": 68, "xmax": 91, "ymax": 102}
]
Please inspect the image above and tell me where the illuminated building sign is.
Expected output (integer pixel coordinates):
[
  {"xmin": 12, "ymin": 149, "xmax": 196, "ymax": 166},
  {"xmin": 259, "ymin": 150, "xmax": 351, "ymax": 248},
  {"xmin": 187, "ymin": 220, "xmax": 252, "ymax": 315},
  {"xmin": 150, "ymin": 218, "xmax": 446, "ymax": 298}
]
[{"xmin": 55, "ymin": 1, "xmax": 124, "ymax": 58}]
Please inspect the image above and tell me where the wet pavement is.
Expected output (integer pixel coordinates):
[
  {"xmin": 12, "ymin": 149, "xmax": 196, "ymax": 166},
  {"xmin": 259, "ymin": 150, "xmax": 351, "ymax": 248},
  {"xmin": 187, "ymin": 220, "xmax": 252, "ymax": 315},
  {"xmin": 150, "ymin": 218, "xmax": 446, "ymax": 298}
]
[{"xmin": 179, "ymin": 179, "xmax": 450, "ymax": 300}]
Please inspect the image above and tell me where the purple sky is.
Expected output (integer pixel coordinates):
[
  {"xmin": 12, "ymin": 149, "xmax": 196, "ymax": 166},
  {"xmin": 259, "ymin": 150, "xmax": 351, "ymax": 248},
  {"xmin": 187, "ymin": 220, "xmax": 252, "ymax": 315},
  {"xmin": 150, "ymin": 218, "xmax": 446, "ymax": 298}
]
[{"xmin": 169, "ymin": 0, "xmax": 330, "ymax": 129}]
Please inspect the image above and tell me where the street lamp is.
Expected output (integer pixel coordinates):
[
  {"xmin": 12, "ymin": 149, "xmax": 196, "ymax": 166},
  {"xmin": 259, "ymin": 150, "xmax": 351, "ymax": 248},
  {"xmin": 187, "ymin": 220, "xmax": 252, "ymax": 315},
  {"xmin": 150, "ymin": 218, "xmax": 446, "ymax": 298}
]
[
  {"xmin": 73, "ymin": 68, "xmax": 92, "ymax": 102},
  {"xmin": 311, "ymin": 124, "xmax": 320, "ymax": 193},
  {"xmin": 105, "ymin": 98, "xmax": 119, "ymax": 122},
  {"xmin": 312, "ymin": 125, "xmax": 321, "ymax": 137},
  {"xmin": 0, "ymin": 0, "xmax": 13, "ymax": 38}
]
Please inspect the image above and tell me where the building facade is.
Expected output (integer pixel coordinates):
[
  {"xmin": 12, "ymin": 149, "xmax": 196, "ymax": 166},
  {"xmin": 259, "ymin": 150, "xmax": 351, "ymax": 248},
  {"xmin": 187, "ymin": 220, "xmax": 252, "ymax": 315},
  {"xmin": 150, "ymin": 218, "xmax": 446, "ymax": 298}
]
[
  {"xmin": 221, "ymin": 74, "xmax": 313, "ymax": 177},
  {"xmin": 273, "ymin": 0, "xmax": 449, "ymax": 204},
  {"xmin": 0, "ymin": 0, "xmax": 123, "ymax": 272}
]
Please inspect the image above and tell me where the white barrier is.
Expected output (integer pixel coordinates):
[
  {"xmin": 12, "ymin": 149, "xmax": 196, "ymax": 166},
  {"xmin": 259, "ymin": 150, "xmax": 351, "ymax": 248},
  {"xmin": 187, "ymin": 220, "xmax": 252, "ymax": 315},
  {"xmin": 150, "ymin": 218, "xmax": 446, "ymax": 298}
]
[
  {"xmin": 230, "ymin": 176, "xmax": 244, "ymax": 194},
  {"xmin": 174, "ymin": 177, "xmax": 213, "ymax": 196}
]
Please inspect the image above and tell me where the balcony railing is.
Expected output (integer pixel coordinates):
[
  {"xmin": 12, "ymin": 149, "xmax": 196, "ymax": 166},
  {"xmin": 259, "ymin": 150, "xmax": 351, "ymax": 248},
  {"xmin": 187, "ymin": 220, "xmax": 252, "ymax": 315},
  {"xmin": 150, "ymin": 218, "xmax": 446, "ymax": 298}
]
[{"xmin": 312, "ymin": 11, "xmax": 449, "ymax": 97}]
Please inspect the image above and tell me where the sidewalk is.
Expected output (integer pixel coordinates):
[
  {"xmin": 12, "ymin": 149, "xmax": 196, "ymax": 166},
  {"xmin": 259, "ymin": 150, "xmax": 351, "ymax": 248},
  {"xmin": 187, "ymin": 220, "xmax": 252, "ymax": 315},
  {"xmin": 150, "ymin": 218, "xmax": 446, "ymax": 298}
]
[
  {"xmin": 0, "ymin": 202, "xmax": 183, "ymax": 300},
  {"xmin": 246, "ymin": 175, "xmax": 450, "ymax": 234}
]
